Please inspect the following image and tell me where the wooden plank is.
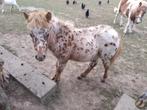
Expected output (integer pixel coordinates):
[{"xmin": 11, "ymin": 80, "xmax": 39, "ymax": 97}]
[{"xmin": 0, "ymin": 46, "xmax": 56, "ymax": 102}]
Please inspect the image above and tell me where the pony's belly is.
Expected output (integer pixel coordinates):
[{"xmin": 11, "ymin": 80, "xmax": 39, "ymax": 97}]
[{"xmin": 71, "ymin": 50, "xmax": 98, "ymax": 62}]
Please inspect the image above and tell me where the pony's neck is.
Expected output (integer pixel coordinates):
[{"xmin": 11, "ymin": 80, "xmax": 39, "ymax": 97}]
[
  {"xmin": 47, "ymin": 16, "xmax": 61, "ymax": 48},
  {"xmin": 47, "ymin": 16, "xmax": 74, "ymax": 49}
]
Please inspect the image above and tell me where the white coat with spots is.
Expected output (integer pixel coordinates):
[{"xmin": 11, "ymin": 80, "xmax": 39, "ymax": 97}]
[{"xmin": 23, "ymin": 11, "xmax": 122, "ymax": 82}]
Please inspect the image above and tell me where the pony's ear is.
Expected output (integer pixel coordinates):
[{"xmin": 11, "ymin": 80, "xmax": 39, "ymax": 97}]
[
  {"xmin": 139, "ymin": 2, "xmax": 142, "ymax": 7},
  {"xmin": 23, "ymin": 12, "xmax": 29, "ymax": 20},
  {"xmin": 46, "ymin": 11, "xmax": 52, "ymax": 22}
]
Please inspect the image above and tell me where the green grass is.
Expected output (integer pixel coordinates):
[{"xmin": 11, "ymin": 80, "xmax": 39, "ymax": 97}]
[{"xmin": 0, "ymin": 0, "xmax": 146, "ymax": 34}]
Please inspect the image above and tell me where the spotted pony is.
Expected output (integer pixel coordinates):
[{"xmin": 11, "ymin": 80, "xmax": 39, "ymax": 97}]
[{"xmin": 23, "ymin": 10, "xmax": 122, "ymax": 83}]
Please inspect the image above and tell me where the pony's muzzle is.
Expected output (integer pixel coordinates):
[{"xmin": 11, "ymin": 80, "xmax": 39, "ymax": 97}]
[
  {"xmin": 35, "ymin": 55, "xmax": 46, "ymax": 61},
  {"xmin": 0, "ymin": 60, "xmax": 4, "ymax": 66},
  {"xmin": 136, "ymin": 17, "xmax": 142, "ymax": 24}
]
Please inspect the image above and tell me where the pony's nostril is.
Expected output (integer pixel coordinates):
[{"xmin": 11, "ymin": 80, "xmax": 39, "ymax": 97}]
[
  {"xmin": 43, "ymin": 55, "xmax": 46, "ymax": 58},
  {"xmin": 35, "ymin": 55, "xmax": 38, "ymax": 59}
]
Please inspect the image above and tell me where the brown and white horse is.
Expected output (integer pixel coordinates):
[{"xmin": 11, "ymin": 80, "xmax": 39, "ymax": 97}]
[
  {"xmin": 23, "ymin": 10, "xmax": 122, "ymax": 83},
  {"xmin": 114, "ymin": 0, "xmax": 147, "ymax": 34}
]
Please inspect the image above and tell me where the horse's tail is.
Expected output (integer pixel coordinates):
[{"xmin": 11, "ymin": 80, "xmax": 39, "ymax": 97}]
[{"xmin": 110, "ymin": 38, "xmax": 122, "ymax": 64}]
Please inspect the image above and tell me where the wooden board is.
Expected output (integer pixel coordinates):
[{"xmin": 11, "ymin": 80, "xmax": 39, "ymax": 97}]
[{"xmin": 0, "ymin": 46, "xmax": 56, "ymax": 103}]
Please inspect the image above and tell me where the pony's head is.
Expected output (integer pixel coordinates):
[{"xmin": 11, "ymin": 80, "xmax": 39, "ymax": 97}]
[{"xmin": 23, "ymin": 10, "xmax": 52, "ymax": 61}]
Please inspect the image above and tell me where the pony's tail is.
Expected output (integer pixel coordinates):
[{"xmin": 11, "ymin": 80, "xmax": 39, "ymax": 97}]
[{"xmin": 110, "ymin": 38, "xmax": 122, "ymax": 64}]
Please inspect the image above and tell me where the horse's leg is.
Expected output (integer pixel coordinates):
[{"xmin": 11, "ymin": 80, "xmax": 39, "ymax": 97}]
[
  {"xmin": 52, "ymin": 60, "xmax": 67, "ymax": 82},
  {"xmin": 77, "ymin": 59, "xmax": 98, "ymax": 79},
  {"xmin": 15, "ymin": 3, "xmax": 20, "ymax": 11},
  {"xmin": 10, "ymin": 5, "xmax": 14, "ymax": 13},
  {"xmin": 113, "ymin": 10, "xmax": 119, "ymax": 24},
  {"xmin": 128, "ymin": 21, "xmax": 134, "ymax": 33},
  {"xmin": 101, "ymin": 60, "xmax": 111, "ymax": 83},
  {"xmin": 124, "ymin": 18, "xmax": 132, "ymax": 34},
  {"xmin": 1, "ymin": 3, "xmax": 4, "ymax": 13},
  {"xmin": 101, "ymin": 43, "xmax": 121, "ymax": 83},
  {"xmin": 119, "ymin": 15, "xmax": 123, "ymax": 26}
]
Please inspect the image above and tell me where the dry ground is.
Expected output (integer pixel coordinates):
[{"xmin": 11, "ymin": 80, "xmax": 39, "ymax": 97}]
[{"xmin": 0, "ymin": 0, "xmax": 147, "ymax": 110}]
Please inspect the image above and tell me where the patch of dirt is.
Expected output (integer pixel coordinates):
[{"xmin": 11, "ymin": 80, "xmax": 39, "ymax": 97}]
[{"xmin": 0, "ymin": 30, "xmax": 147, "ymax": 110}]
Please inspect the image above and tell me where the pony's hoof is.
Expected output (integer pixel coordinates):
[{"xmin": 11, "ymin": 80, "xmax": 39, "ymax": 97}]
[
  {"xmin": 77, "ymin": 76, "xmax": 83, "ymax": 80},
  {"xmin": 101, "ymin": 79, "xmax": 106, "ymax": 83},
  {"xmin": 52, "ymin": 77, "xmax": 60, "ymax": 83},
  {"xmin": 77, "ymin": 75, "xmax": 86, "ymax": 80}
]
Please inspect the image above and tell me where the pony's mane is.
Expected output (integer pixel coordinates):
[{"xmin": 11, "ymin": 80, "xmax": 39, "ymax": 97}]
[
  {"xmin": 27, "ymin": 10, "xmax": 75, "ymax": 31},
  {"xmin": 51, "ymin": 14, "xmax": 75, "ymax": 29},
  {"xmin": 27, "ymin": 11, "xmax": 49, "ymax": 29}
]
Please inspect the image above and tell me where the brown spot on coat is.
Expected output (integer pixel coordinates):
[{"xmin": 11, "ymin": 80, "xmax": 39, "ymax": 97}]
[
  {"xmin": 80, "ymin": 47, "xmax": 83, "ymax": 50},
  {"xmin": 85, "ymin": 49, "xmax": 90, "ymax": 53},
  {"xmin": 104, "ymin": 44, "xmax": 108, "ymax": 47},
  {"xmin": 63, "ymin": 43, "xmax": 67, "ymax": 47},
  {"xmin": 94, "ymin": 35, "xmax": 97, "ymax": 38},
  {"xmin": 110, "ymin": 42, "xmax": 116, "ymax": 46},
  {"xmin": 104, "ymin": 53, "xmax": 107, "ymax": 57}
]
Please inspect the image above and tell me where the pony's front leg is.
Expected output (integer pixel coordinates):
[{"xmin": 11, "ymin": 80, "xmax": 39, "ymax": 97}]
[
  {"xmin": 52, "ymin": 60, "xmax": 67, "ymax": 83},
  {"xmin": 124, "ymin": 19, "xmax": 131, "ymax": 34},
  {"xmin": 119, "ymin": 15, "xmax": 124, "ymax": 26},
  {"xmin": 77, "ymin": 60, "xmax": 98, "ymax": 80},
  {"xmin": 113, "ymin": 10, "xmax": 119, "ymax": 24},
  {"xmin": 1, "ymin": 3, "xmax": 4, "ymax": 14},
  {"xmin": 128, "ymin": 21, "xmax": 134, "ymax": 33}
]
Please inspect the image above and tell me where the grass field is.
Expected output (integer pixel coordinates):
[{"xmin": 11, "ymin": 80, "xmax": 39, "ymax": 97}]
[{"xmin": 0, "ymin": 0, "xmax": 147, "ymax": 110}]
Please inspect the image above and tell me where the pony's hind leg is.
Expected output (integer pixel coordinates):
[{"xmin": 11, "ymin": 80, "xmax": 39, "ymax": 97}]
[
  {"xmin": 101, "ymin": 44, "xmax": 121, "ymax": 83},
  {"xmin": 77, "ymin": 59, "xmax": 98, "ymax": 80},
  {"xmin": 52, "ymin": 60, "xmax": 67, "ymax": 83},
  {"xmin": 101, "ymin": 59, "xmax": 111, "ymax": 83}
]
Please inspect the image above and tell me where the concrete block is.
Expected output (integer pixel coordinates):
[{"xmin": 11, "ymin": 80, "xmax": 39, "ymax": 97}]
[
  {"xmin": 0, "ymin": 46, "xmax": 56, "ymax": 102},
  {"xmin": 114, "ymin": 94, "xmax": 140, "ymax": 110}
]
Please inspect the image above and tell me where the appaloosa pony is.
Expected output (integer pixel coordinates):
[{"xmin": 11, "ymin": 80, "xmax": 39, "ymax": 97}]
[{"xmin": 23, "ymin": 10, "xmax": 122, "ymax": 83}]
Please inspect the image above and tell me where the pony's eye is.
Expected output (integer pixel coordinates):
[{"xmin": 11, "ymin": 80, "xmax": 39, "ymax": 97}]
[
  {"xmin": 30, "ymin": 33, "xmax": 34, "ymax": 38},
  {"xmin": 44, "ymin": 33, "xmax": 49, "ymax": 40}
]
